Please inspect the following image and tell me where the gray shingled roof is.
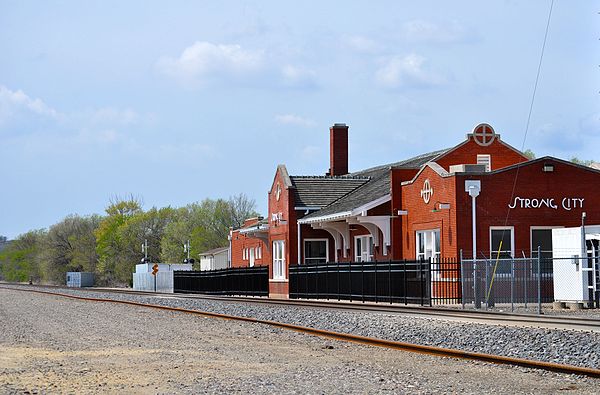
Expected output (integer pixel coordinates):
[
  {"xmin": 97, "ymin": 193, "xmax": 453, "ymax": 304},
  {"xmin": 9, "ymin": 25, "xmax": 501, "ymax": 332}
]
[
  {"xmin": 290, "ymin": 176, "xmax": 370, "ymax": 208},
  {"xmin": 302, "ymin": 148, "xmax": 449, "ymax": 220}
]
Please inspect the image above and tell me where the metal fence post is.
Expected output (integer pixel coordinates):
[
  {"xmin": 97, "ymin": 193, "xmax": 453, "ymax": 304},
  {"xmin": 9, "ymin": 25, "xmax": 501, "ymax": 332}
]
[
  {"xmin": 305, "ymin": 263, "xmax": 309, "ymax": 300},
  {"xmin": 428, "ymin": 258, "xmax": 432, "ymax": 307},
  {"xmin": 537, "ymin": 245, "xmax": 542, "ymax": 315},
  {"xmin": 389, "ymin": 260, "xmax": 392, "ymax": 304},
  {"xmin": 460, "ymin": 250, "xmax": 465, "ymax": 309},
  {"xmin": 403, "ymin": 261, "xmax": 407, "ymax": 305},
  {"xmin": 524, "ymin": 254, "xmax": 529, "ymax": 308},
  {"xmin": 337, "ymin": 261, "xmax": 340, "ymax": 302},
  {"xmin": 315, "ymin": 262, "xmax": 319, "ymax": 300},
  {"xmin": 511, "ymin": 258, "xmax": 515, "ymax": 312},
  {"xmin": 325, "ymin": 261, "xmax": 329, "ymax": 300},
  {"xmin": 374, "ymin": 261, "xmax": 378, "ymax": 304},
  {"xmin": 474, "ymin": 255, "xmax": 481, "ymax": 309},
  {"xmin": 349, "ymin": 261, "xmax": 352, "ymax": 302},
  {"xmin": 361, "ymin": 261, "xmax": 365, "ymax": 303}
]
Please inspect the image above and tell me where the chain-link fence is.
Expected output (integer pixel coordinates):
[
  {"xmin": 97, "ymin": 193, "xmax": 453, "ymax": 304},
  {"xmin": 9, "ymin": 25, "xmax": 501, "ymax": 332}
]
[{"xmin": 459, "ymin": 246, "xmax": 600, "ymax": 312}]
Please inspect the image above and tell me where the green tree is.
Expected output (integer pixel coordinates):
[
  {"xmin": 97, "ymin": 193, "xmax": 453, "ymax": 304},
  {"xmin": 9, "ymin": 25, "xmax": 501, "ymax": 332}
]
[
  {"xmin": 114, "ymin": 206, "xmax": 178, "ymax": 282},
  {"xmin": 95, "ymin": 197, "xmax": 142, "ymax": 285},
  {"xmin": 570, "ymin": 157, "xmax": 594, "ymax": 167},
  {"xmin": 523, "ymin": 149, "xmax": 536, "ymax": 160},
  {"xmin": 0, "ymin": 230, "xmax": 45, "ymax": 282},
  {"xmin": 38, "ymin": 214, "xmax": 101, "ymax": 284},
  {"xmin": 160, "ymin": 194, "xmax": 259, "ymax": 263}
]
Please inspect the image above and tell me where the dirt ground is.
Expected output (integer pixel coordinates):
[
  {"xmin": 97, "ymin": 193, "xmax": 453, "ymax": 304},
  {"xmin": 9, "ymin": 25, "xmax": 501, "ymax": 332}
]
[{"xmin": 0, "ymin": 288, "xmax": 597, "ymax": 394}]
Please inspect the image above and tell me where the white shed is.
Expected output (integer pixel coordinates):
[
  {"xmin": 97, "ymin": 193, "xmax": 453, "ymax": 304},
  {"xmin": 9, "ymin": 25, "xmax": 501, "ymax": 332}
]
[
  {"xmin": 199, "ymin": 246, "xmax": 229, "ymax": 271},
  {"xmin": 132, "ymin": 263, "xmax": 193, "ymax": 293},
  {"xmin": 552, "ymin": 225, "xmax": 600, "ymax": 304}
]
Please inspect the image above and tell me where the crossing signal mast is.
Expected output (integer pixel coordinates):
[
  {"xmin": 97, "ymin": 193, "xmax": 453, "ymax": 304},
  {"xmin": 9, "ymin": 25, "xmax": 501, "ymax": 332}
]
[
  {"xmin": 140, "ymin": 239, "xmax": 149, "ymax": 264},
  {"xmin": 183, "ymin": 240, "xmax": 195, "ymax": 264}
]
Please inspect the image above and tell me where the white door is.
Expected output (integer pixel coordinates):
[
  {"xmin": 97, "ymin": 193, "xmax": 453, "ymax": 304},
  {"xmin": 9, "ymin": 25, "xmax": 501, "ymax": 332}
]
[{"xmin": 249, "ymin": 248, "xmax": 255, "ymax": 267}]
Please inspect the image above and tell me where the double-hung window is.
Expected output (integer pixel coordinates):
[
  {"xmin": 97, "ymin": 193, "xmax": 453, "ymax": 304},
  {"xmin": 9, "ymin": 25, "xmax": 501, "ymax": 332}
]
[
  {"xmin": 490, "ymin": 227, "xmax": 514, "ymax": 274},
  {"xmin": 272, "ymin": 240, "xmax": 285, "ymax": 280}
]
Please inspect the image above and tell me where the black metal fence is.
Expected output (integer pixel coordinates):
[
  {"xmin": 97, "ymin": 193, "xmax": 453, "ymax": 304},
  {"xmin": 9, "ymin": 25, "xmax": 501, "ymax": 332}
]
[
  {"xmin": 289, "ymin": 259, "xmax": 461, "ymax": 306},
  {"xmin": 173, "ymin": 267, "xmax": 269, "ymax": 296}
]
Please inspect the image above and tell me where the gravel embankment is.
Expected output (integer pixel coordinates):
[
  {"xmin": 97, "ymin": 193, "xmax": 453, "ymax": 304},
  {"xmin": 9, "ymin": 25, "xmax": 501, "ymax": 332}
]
[
  {"xmin": 10, "ymin": 285, "xmax": 600, "ymax": 371},
  {"xmin": 1, "ymin": 286, "xmax": 599, "ymax": 394}
]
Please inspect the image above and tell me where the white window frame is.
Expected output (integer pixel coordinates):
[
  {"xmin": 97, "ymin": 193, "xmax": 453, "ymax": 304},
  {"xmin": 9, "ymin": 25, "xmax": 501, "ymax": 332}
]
[
  {"xmin": 243, "ymin": 248, "xmax": 246, "ymax": 260},
  {"xmin": 303, "ymin": 238, "xmax": 329, "ymax": 264},
  {"xmin": 415, "ymin": 229, "xmax": 440, "ymax": 262},
  {"xmin": 257, "ymin": 246, "xmax": 262, "ymax": 259},
  {"xmin": 477, "ymin": 154, "xmax": 491, "ymax": 171},
  {"xmin": 249, "ymin": 247, "xmax": 255, "ymax": 267},
  {"xmin": 489, "ymin": 226, "xmax": 515, "ymax": 259},
  {"xmin": 354, "ymin": 235, "xmax": 374, "ymax": 262},
  {"xmin": 272, "ymin": 240, "xmax": 286, "ymax": 280},
  {"xmin": 530, "ymin": 226, "xmax": 561, "ymax": 257}
]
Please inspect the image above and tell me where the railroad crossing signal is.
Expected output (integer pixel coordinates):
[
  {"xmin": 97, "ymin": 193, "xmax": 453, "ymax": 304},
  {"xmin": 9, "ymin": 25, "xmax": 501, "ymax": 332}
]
[{"xmin": 152, "ymin": 264, "xmax": 159, "ymax": 276}]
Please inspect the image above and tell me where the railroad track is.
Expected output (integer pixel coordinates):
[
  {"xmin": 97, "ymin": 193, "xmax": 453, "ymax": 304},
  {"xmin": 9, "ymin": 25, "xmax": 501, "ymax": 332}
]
[
  {"xmin": 4, "ymin": 282, "xmax": 600, "ymax": 332},
  {"xmin": 2, "ymin": 284, "xmax": 600, "ymax": 379}
]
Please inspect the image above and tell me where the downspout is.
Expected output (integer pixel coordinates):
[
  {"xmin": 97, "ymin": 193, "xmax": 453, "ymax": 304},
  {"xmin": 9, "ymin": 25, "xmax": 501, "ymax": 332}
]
[{"xmin": 297, "ymin": 222, "xmax": 302, "ymax": 264}]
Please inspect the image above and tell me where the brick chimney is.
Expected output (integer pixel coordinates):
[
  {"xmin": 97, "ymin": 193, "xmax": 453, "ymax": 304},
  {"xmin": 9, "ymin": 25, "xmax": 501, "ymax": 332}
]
[{"xmin": 329, "ymin": 123, "xmax": 348, "ymax": 176}]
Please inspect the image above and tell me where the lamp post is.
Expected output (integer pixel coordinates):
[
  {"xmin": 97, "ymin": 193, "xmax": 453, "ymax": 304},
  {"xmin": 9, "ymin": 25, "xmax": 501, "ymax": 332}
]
[{"xmin": 466, "ymin": 180, "xmax": 481, "ymax": 308}]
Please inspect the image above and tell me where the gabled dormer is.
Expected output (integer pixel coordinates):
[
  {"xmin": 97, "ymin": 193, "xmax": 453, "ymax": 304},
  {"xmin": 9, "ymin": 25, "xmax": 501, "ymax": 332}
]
[{"xmin": 434, "ymin": 123, "xmax": 529, "ymax": 172}]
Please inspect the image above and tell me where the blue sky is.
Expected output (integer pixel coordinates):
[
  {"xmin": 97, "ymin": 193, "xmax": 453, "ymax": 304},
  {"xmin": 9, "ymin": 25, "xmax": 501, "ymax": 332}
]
[{"xmin": 1, "ymin": 1, "xmax": 598, "ymax": 239}]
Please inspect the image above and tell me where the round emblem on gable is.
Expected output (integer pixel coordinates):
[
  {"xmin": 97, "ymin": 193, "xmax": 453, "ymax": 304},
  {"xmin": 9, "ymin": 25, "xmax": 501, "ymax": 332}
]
[
  {"xmin": 420, "ymin": 179, "xmax": 433, "ymax": 204},
  {"xmin": 275, "ymin": 183, "xmax": 281, "ymax": 201},
  {"xmin": 472, "ymin": 123, "xmax": 496, "ymax": 147}
]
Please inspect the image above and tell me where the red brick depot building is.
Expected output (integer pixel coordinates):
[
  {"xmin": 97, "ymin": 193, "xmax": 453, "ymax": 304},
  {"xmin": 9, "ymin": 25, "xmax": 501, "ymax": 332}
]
[{"xmin": 231, "ymin": 123, "xmax": 600, "ymax": 298}]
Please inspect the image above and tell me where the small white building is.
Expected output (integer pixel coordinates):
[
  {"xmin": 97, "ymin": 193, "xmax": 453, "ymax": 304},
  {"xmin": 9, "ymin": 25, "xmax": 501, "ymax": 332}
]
[
  {"xmin": 552, "ymin": 225, "xmax": 600, "ymax": 304},
  {"xmin": 133, "ymin": 263, "xmax": 193, "ymax": 293},
  {"xmin": 199, "ymin": 246, "xmax": 229, "ymax": 271}
]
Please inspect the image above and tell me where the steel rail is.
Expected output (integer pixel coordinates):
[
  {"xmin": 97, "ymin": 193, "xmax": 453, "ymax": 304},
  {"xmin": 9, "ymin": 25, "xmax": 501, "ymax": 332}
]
[
  {"xmin": 4, "ymin": 286, "xmax": 600, "ymax": 379},
  {"xmin": 3, "ymin": 283, "xmax": 600, "ymax": 331}
]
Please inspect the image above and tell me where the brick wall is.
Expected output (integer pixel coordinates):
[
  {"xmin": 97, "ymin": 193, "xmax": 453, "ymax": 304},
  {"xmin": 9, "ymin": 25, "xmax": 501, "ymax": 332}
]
[
  {"xmin": 400, "ymin": 166, "xmax": 458, "ymax": 259},
  {"xmin": 435, "ymin": 136, "xmax": 527, "ymax": 172},
  {"xmin": 456, "ymin": 159, "xmax": 600, "ymax": 258}
]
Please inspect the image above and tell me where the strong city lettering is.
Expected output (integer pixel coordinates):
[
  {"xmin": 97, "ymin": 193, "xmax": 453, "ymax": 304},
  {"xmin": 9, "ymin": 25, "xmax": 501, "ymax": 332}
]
[{"xmin": 508, "ymin": 197, "xmax": 584, "ymax": 210}]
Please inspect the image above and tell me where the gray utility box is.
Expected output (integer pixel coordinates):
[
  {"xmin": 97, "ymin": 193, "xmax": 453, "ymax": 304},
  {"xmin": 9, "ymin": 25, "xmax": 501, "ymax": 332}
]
[{"xmin": 66, "ymin": 272, "xmax": 94, "ymax": 287}]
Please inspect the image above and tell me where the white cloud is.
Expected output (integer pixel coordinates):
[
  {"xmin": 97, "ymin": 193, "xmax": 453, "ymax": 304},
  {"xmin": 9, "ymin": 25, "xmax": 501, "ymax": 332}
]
[
  {"xmin": 400, "ymin": 19, "xmax": 467, "ymax": 43},
  {"xmin": 375, "ymin": 54, "xmax": 446, "ymax": 89},
  {"xmin": 0, "ymin": 85, "xmax": 62, "ymax": 124},
  {"xmin": 342, "ymin": 35, "xmax": 384, "ymax": 54},
  {"xmin": 157, "ymin": 41, "xmax": 265, "ymax": 85},
  {"xmin": 90, "ymin": 107, "xmax": 140, "ymax": 125},
  {"xmin": 281, "ymin": 65, "xmax": 318, "ymax": 88},
  {"xmin": 275, "ymin": 114, "xmax": 315, "ymax": 127}
]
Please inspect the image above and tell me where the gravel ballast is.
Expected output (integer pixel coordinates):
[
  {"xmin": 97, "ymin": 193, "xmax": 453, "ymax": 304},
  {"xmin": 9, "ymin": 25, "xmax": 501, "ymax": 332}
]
[
  {"xmin": 7, "ymin": 285, "xmax": 600, "ymax": 370},
  {"xmin": 1, "ymin": 286, "xmax": 599, "ymax": 394}
]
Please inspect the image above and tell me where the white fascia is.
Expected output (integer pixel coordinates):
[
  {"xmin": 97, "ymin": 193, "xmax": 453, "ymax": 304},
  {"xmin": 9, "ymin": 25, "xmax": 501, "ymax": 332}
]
[
  {"xmin": 298, "ymin": 211, "xmax": 353, "ymax": 225},
  {"xmin": 350, "ymin": 194, "xmax": 391, "ymax": 216},
  {"xmin": 239, "ymin": 224, "xmax": 269, "ymax": 234}
]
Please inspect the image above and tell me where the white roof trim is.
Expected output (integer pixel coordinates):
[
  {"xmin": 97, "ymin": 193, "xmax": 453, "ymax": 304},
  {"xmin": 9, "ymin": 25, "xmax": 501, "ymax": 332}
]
[
  {"xmin": 239, "ymin": 224, "xmax": 269, "ymax": 234},
  {"xmin": 351, "ymin": 194, "xmax": 391, "ymax": 216},
  {"xmin": 401, "ymin": 162, "xmax": 451, "ymax": 186},
  {"xmin": 298, "ymin": 211, "xmax": 353, "ymax": 224}
]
